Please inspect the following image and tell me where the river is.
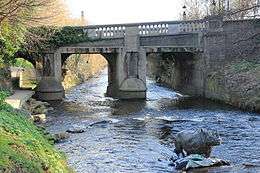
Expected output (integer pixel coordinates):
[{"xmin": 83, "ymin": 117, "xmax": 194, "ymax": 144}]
[{"xmin": 46, "ymin": 69, "xmax": 260, "ymax": 173}]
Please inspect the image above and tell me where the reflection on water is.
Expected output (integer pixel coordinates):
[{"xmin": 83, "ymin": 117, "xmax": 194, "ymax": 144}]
[{"xmin": 46, "ymin": 69, "xmax": 260, "ymax": 173}]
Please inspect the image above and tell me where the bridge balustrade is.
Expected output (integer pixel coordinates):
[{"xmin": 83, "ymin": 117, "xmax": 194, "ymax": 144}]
[{"xmin": 84, "ymin": 20, "xmax": 208, "ymax": 39}]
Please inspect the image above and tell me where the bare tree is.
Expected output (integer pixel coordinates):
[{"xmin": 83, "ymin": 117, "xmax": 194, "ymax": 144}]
[
  {"xmin": 0, "ymin": 0, "xmax": 53, "ymax": 24},
  {"xmin": 183, "ymin": 0, "xmax": 260, "ymax": 19},
  {"xmin": 183, "ymin": 0, "xmax": 208, "ymax": 19},
  {"xmin": 227, "ymin": 0, "xmax": 260, "ymax": 19}
]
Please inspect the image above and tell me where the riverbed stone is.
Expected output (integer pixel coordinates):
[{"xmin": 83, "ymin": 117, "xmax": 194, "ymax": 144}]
[
  {"xmin": 23, "ymin": 98, "xmax": 51, "ymax": 115},
  {"xmin": 31, "ymin": 114, "xmax": 46, "ymax": 123},
  {"xmin": 242, "ymin": 159, "xmax": 260, "ymax": 169},
  {"xmin": 66, "ymin": 125, "xmax": 86, "ymax": 133},
  {"xmin": 89, "ymin": 120, "xmax": 113, "ymax": 127},
  {"xmin": 53, "ymin": 132, "xmax": 70, "ymax": 143},
  {"xmin": 248, "ymin": 116, "xmax": 259, "ymax": 122}
]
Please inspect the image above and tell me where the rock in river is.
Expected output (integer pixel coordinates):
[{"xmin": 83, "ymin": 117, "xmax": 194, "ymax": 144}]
[
  {"xmin": 66, "ymin": 125, "xmax": 86, "ymax": 133},
  {"xmin": 31, "ymin": 114, "xmax": 46, "ymax": 123},
  {"xmin": 174, "ymin": 128, "xmax": 221, "ymax": 157},
  {"xmin": 53, "ymin": 132, "xmax": 70, "ymax": 143}
]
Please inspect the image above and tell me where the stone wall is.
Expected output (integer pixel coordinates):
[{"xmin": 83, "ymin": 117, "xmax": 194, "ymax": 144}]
[
  {"xmin": 205, "ymin": 60, "xmax": 260, "ymax": 112},
  {"xmin": 146, "ymin": 53, "xmax": 161, "ymax": 79},
  {"xmin": 203, "ymin": 19, "xmax": 260, "ymax": 112},
  {"xmin": 62, "ymin": 54, "xmax": 107, "ymax": 90},
  {"xmin": 147, "ymin": 18, "xmax": 260, "ymax": 112}
]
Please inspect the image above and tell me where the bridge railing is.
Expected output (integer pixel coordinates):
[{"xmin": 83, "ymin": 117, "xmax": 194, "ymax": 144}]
[{"xmin": 84, "ymin": 19, "xmax": 208, "ymax": 39}]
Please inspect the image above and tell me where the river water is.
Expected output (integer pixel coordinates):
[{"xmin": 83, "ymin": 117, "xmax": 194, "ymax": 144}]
[{"xmin": 46, "ymin": 69, "xmax": 260, "ymax": 173}]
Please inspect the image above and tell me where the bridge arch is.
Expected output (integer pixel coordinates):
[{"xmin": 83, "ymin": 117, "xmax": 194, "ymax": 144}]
[{"xmin": 59, "ymin": 51, "xmax": 115, "ymax": 96}]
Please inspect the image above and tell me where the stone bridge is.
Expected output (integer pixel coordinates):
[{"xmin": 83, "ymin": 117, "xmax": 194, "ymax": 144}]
[{"xmin": 35, "ymin": 16, "xmax": 260, "ymax": 100}]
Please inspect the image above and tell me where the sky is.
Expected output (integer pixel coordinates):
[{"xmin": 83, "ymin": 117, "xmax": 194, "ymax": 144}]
[{"xmin": 65, "ymin": 0, "xmax": 184, "ymax": 25}]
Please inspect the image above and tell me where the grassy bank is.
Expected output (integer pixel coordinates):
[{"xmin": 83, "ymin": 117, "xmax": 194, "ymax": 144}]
[{"xmin": 0, "ymin": 91, "xmax": 72, "ymax": 173}]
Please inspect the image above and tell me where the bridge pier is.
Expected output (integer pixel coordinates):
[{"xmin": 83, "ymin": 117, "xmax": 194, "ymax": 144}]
[
  {"xmin": 36, "ymin": 53, "xmax": 65, "ymax": 101},
  {"xmin": 105, "ymin": 49, "xmax": 147, "ymax": 99},
  {"xmin": 117, "ymin": 49, "xmax": 147, "ymax": 99}
]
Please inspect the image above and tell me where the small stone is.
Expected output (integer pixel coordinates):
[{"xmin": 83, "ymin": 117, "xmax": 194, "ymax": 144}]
[
  {"xmin": 243, "ymin": 163, "xmax": 255, "ymax": 167},
  {"xmin": 243, "ymin": 161, "xmax": 260, "ymax": 168},
  {"xmin": 33, "ymin": 106, "xmax": 48, "ymax": 114},
  {"xmin": 47, "ymin": 107, "xmax": 54, "ymax": 111},
  {"xmin": 89, "ymin": 120, "xmax": 112, "ymax": 127},
  {"xmin": 42, "ymin": 102, "xmax": 51, "ymax": 107},
  {"xmin": 248, "ymin": 117, "xmax": 258, "ymax": 122},
  {"xmin": 66, "ymin": 125, "xmax": 85, "ymax": 133},
  {"xmin": 31, "ymin": 114, "xmax": 46, "ymax": 123},
  {"xmin": 31, "ymin": 101, "xmax": 44, "ymax": 109},
  {"xmin": 53, "ymin": 132, "xmax": 70, "ymax": 143}
]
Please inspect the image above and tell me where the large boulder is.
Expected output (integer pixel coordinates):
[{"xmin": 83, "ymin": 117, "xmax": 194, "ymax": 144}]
[{"xmin": 174, "ymin": 128, "xmax": 221, "ymax": 158}]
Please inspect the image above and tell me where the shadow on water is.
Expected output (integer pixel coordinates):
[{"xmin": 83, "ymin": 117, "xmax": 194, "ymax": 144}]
[{"xmin": 46, "ymin": 69, "xmax": 260, "ymax": 173}]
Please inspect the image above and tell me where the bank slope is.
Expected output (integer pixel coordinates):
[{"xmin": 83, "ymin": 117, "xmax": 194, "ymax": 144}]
[{"xmin": 0, "ymin": 92, "xmax": 72, "ymax": 173}]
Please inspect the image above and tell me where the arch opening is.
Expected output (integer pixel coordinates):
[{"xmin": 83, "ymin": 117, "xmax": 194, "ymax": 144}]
[
  {"xmin": 11, "ymin": 57, "xmax": 37, "ymax": 89},
  {"xmin": 61, "ymin": 53, "xmax": 109, "ymax": 94},
  {"xmin": 146, "ymin": 51, "xmax": 196, "ymax": 93}
]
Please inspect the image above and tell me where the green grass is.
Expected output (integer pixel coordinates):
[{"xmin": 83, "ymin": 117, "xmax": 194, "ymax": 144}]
[{"xmin": 0, "ymin": 91, "xmax": 72, "ymax": 173}]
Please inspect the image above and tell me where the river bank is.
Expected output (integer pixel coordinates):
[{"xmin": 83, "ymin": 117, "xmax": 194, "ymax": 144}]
[{"xmin": 0, "ymin": 90, "xmax": 72, "ymax": 173}]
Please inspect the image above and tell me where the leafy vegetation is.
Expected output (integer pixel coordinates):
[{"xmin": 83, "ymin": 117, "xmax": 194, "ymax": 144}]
[
  {"xmin": 0, "ymin": 90, "xmax": 11, "ymax": 110},
  {"xmin": 0, "ymin": 21, "xmax": 26, "ymax": 66},
  {"xmin": 13, "ymin": 58, "xmax": 34, "ymax": 69},
  {"xmin": 0, "ymin": 0, "xmax": 88, "ymax": 66},
  {"xmin": 0, "ymin": 90, "xmax": 72, "ymax": 172},
  {"xmin": 22, "ymin": 26, "xmax": 90, "ymax": 55}
]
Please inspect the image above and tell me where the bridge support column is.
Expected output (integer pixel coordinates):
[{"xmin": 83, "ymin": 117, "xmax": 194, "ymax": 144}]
[
  {"xmin": 112, "ymin": 48, "xmax": 146, "ymax": 99},
  {"xmin": 36, "ymin": 53, "xmax": 65, "ymax": 101},
  {"xmin": 104, "ymin": 53, "xmax": 118, "ymax": 97}
]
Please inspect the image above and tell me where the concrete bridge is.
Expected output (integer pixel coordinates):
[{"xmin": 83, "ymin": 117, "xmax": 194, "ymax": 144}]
[{"xmin": 34, "ymin": 16, "xmax": 260, "ymax": 100}]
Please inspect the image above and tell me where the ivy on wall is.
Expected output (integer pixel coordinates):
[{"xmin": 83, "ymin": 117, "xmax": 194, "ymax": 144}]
[{"xmin": 21, "ymin": 26, "xmax": 91, "ymax": 56}]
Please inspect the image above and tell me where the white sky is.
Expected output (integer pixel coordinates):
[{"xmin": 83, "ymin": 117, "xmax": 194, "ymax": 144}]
[{"xmin": 65, "ymin": 0, "xmax": 184, "ymax": 25}]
